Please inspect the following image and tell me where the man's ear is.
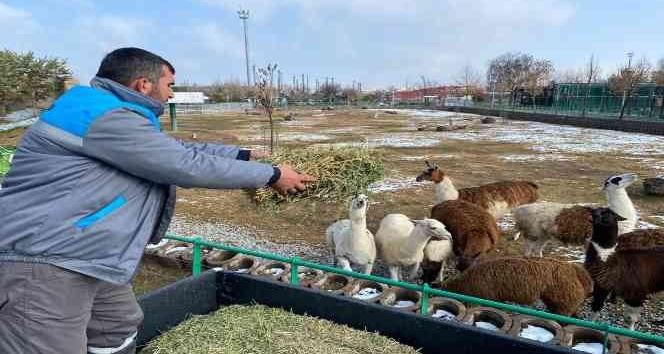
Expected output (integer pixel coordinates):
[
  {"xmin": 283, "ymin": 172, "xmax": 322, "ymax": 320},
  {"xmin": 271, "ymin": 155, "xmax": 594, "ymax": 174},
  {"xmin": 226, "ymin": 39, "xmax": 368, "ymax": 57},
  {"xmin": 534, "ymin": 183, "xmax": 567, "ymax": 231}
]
[{"xmin": 128, "ymin": 77, "xmax": 153, "ymax": 95}]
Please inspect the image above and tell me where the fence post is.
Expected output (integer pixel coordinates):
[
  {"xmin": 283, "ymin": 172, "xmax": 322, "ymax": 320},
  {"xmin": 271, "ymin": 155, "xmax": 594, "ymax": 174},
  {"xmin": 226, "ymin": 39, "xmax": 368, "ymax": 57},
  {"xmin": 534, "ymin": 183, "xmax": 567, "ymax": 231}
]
[
  {"xmin": 169, "ymin": 103, "xmax": 177, "ymax": 131},
  {"xmin": 192, "ymin": 236, "xmax": 202, "ymax": 276},
  {"xmin": 289, "ymin": 256, "xmax": 300, "ymax": 285},
  {"xmin": 420, "ymin": 283, "xmax": 430, "ymax": 315},
  {"xmin": 601, "ymin": 324, "xmax": 610, "ymax": 354}
]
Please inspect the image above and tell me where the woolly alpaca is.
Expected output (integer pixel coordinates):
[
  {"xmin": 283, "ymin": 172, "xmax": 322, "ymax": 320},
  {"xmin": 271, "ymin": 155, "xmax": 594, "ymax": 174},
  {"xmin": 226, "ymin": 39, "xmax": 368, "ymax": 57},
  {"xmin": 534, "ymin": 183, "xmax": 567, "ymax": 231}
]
[
  {"xmin": 585, "ymin": 207, "xmax": 664, "ymax": 330},
  {"xmin": 421, "ymin": 238, "xmax": 454, "ymax": 285},
  {"xmin": 430, "ymin": 199, "xmax": 500, "ymax": 271},
  {"xmin": 513, "ymin": 173, "xmax": 638, "ymax": 257},
  {"xmin": 441, "ymin": 257, "xmax": 593, "ymax": 316},
  {"xmin": 326, "ymin": 194, "xmax": 376, "ymax": 274},
  {"xmin": 415, "ymin": 161, "xmax": 538, "ymax": 219},
  {"xmin": 375, "ymin": 214, "xmax": 452, "ymax": 281}
]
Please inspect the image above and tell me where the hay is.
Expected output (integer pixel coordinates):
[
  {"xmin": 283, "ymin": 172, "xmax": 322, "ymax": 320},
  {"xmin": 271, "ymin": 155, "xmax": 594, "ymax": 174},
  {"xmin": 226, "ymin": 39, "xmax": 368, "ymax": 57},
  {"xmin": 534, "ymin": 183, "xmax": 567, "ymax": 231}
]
[
  {"xmin": 251, "ymin": 146, "xmax": 384, "ymax": 207},
  {"xmin": 143, "ymin": 304, "xmax": 420, "ymax": 354}
]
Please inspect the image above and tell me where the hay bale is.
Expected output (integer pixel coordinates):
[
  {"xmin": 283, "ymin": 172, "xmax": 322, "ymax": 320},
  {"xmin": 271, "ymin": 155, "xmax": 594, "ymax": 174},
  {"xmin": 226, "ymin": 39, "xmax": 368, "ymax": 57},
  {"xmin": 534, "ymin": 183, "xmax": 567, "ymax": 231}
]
[
  {"xmin": 251, "ymin": 147, "xmax": 384, "ymax": 207},
  {"xmin": 143, "ymin": 305, "xmax": 419, "ymax": 354}
]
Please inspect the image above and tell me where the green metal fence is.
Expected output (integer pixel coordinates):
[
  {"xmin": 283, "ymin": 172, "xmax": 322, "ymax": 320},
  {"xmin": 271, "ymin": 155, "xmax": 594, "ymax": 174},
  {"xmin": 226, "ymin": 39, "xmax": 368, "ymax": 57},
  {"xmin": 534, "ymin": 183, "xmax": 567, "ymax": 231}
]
[
  {"xmin": 461, "ymin": 83, "xmax": 664, "ymax": 121},
  {"xmin": 162, "ymin": 234, "xmax": 663, "ymax": 352}
]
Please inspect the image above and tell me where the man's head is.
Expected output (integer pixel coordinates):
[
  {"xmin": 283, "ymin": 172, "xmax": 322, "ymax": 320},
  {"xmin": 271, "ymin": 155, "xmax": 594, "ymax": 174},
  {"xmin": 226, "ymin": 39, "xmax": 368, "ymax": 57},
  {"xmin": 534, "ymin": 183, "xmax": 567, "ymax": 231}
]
[{"xmin": 96, "ymin": 47, "xmax": 175, "ymax": 103}]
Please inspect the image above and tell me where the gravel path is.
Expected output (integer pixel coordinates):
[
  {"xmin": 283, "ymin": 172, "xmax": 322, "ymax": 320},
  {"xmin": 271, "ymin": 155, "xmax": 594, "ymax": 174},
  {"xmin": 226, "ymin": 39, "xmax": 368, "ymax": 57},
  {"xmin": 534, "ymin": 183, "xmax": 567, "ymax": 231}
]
[{"xmin": 166, "ymin": 217, "xmax": 663, "ymax": 336}]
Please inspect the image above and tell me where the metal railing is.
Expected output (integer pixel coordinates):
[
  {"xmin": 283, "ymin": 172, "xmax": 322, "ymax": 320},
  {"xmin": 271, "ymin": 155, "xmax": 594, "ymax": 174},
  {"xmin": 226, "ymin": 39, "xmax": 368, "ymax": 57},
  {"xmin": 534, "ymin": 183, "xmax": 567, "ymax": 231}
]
[{"xmin": 163, "ymin": 233, "xmax": 664, "ymax": 351}]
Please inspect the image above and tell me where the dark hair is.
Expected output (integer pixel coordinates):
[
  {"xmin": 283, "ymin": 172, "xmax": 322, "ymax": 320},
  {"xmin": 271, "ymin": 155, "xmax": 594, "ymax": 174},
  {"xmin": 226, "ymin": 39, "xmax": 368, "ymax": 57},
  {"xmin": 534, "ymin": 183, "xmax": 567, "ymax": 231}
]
[{"xmin": 96, "ymin": 47, "xmax": 175, "ymax": 86}]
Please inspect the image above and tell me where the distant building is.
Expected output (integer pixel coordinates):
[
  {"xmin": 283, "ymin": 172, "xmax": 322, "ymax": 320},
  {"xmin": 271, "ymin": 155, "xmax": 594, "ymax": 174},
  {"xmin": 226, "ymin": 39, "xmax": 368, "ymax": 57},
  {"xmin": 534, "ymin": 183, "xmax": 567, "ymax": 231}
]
[
  {"xmin": 392, "ymin": 85, "xmax": 471, "ymax": 105},
  {"xmin": 168, "ymin": 92, "xmax": 208, "ymax": 104}
]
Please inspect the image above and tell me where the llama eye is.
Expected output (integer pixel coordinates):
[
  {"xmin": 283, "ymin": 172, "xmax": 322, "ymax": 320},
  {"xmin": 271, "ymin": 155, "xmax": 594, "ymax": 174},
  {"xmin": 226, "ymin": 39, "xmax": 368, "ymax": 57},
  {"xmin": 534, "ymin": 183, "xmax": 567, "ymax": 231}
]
[{"xmin": 610, "ymin": 177, "xmax": 622, "ymax": 185}]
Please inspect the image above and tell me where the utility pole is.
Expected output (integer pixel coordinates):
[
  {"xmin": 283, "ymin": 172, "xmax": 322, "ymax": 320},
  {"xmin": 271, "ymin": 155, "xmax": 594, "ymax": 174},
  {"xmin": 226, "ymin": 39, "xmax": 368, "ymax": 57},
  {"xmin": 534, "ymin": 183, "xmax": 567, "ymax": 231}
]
[
  {"xmin": 238, "ymin": 9, "xmax": 251, "ymax": 87},
  {"xmin": 620, "ymin": 52, "xmax": 634, "ymax": 119}
]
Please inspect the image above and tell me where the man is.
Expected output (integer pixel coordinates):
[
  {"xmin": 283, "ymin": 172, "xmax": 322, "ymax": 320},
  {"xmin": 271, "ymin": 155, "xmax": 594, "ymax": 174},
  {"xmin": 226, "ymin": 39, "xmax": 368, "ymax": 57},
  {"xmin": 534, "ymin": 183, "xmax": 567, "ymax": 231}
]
[{"xmin": 0, "ymin": 47, "xmax": 314, "ymax": 354}]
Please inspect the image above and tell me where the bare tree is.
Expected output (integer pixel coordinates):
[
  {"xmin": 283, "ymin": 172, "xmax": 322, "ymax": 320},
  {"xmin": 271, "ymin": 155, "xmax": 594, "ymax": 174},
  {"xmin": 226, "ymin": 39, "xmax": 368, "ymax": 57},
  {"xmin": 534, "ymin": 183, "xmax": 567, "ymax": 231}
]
[
  {"xmin": 581, "ymin": 55, "xmax": 602, "ymax": 116},
  {"xmin": 255, "ymin": 64, "xmax": 278, "ymax": 153},
  {"xmin": 653, "ymin": 58, "xmax": 664, "ymax": 85},
  {"xmin": 488, "ymin": 52, "xmax": 553, "ymax": 108},
  {"xmin": 456, "ymin": 64, "xmax": 483, "ymax": 97},
  {"xmin": 318, "ymin": 81, "xmax": 340, "ymax": 103},
  {"xmin": 487, "ymin": 52, "xmax": 551, "ymax": 107},
  {"xmin": 608, "ymin": 57, "xmax": 652, "ymax": 119}
]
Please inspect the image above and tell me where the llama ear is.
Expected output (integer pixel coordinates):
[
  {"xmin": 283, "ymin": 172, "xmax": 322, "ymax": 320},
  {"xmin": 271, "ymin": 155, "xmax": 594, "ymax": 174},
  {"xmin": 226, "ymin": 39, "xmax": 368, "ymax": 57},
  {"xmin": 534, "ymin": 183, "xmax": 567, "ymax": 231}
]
[{"xmin": 425, "ymin": 160, "xmax": 432, "ymax": 168}]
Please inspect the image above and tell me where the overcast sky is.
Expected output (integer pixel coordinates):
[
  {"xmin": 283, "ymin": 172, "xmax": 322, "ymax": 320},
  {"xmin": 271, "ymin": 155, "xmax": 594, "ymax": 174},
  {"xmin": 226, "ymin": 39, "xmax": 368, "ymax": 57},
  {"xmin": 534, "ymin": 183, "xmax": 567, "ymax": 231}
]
[{"xmin": 1, "ymin": 0, "xmax": 663, "ymax": 89}]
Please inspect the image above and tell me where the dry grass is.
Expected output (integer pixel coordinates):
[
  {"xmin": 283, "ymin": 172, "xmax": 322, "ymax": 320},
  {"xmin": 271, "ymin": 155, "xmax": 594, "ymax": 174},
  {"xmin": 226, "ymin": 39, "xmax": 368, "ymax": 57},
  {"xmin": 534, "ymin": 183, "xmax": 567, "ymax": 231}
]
[
  {"xmin": 251, "ymin": 147, "xmax": 384, "ymax": 208},
  {"xmin": 142, "ymin": 304, "xmax": 420, "ymax": 354}
]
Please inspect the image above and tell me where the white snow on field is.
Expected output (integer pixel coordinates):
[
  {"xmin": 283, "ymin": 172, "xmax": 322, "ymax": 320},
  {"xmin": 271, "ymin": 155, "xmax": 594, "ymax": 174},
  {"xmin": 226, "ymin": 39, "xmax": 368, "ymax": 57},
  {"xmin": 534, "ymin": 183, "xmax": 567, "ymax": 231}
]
[
  {"xmin": 0, "ymin": 117, "xmax": 37, "ymax": 132},
  {"xmin": 368, "ymin": 177, "xmax": 428, "ymax": 193},
  {"xmin": 500, "ymin": 154, "xmax": 577, "ymax": 162},
  {"xmin": 444, "ymin": 120, "xmax": 664, "ymax": 157},
  {"xmin": 280, "ymin": 133, "xmax": 334, "ymax": 142},
  {"xmin": 314, "ymin": 134, "xmax": 442, "ymax": 148},
  {"xmin": 399, "ymin": 154, "xmax": 457, "ymax": 161},
  {"xmin": 636, "ymin": 219, "xmax": 661, "ymax": 229}
]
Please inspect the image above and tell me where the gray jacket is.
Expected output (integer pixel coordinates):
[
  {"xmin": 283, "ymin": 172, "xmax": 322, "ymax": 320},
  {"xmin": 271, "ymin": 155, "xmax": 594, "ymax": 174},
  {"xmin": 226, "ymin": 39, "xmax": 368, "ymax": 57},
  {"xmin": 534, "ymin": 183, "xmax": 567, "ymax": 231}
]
[{"xmin": 0, "ymin": 77, "xmax": 275, "ymax": 284}]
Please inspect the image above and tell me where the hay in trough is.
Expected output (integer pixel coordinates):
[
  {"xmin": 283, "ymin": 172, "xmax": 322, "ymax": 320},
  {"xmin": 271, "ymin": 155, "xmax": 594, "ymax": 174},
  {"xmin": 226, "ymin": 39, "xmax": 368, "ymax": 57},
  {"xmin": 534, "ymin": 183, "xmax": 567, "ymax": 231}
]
[
  {"xmin": 143, "ymin": 304, "xmax": 420, "ymax": 354},
  {"xmin": 251, "ymin": 146, "xmax": 384, "ymax": 207}
]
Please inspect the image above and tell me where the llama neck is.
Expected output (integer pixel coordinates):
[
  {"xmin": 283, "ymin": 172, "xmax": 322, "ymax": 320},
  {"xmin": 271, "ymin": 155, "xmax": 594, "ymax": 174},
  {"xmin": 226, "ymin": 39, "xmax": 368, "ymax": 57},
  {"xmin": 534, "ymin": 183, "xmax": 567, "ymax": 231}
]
[
  {"xmin": 606, "ymin": 188, "xmax": 636, "ymax": 221},
  {"xmin": 590, "ymin": 242, "xmax": 616, "ymax": 262},
  {"xmin": 400, "ymin": 227, "xmax": 433, "ymax": 257},
  {"xmin": 349, "ymin": 216, "xmax": 369, "ymax": 248},
  {"xmin": 434, "ymin": 177, "xmax": 459, "ymax": 204}
]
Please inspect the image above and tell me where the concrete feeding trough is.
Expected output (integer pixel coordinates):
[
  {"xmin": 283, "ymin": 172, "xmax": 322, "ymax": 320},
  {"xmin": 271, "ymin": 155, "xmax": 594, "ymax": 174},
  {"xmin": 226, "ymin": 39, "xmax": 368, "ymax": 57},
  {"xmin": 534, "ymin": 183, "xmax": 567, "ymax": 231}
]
[
  {"xmin": 425, "ymin": 297, "xmax": 467, "ymax": 322},
  {"xmin": 562, "ymin": 325, "xmax": 622, "ymax": 354},
  {"xmin": 623, "ymin": 339, "xmax": 664, "ymax": 354},
  {"xmin": 144, "ymin": 239, "xmax": 171, "ymax": 256},
  {"xmin": 222, "ymin": 256, "xmax": 259, "ymax": 274},
  {"xmin": 509, "ymin": 315, "xmax": 565, "ymax": 345},
  {"xmin": 344, "ymin": 279, "xmax": 388, "ymax": 303},
  {"xmin": 379, "ymin": 288, "xmax": 421, "ymax": 312},
  {"xmin": 251, "ymin": 261, "xmax": 290, "ymax": 280},
  {"xmin": 310, "ymin": 273, "xmax": 353, "ymax": 294},
  {"xmin": 203, "ymin": 249, "xmax": 239, "ymax": 268},
  {"xmin": 280, "ymin": 267, "xmax": 325, "ymax": 287},
  {"xmin": 463, "ymin": 307, "xmax": 513, "ymax": 334}
]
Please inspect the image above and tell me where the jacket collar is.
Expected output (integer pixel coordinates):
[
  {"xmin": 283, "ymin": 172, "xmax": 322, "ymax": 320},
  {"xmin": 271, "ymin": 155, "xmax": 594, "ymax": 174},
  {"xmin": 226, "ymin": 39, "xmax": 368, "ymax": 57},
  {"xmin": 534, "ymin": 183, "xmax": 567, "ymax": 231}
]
[{"xmin": 90, "ymin": 77, "xmax": 165, "ymax": 117}]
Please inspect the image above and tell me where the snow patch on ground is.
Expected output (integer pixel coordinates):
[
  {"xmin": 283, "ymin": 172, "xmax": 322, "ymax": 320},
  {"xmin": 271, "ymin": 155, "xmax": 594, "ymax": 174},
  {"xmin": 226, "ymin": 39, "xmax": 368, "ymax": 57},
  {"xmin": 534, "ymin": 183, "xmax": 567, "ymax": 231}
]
[
  {"xmin": 442, "ymin": 120, "xmax": 664, "ymax": 157},
  {"xmin": 500, "ymin": 154, "xmax": 577, "ymax": 162},
  {"xmin": 399, "ymin": 154, "xmax": 457, "ymax": 161},
  {"xmin": 0, "ymin": 117, "xmax": 37, "ymax": 132},
  {"xmin": 368, "ymin": 177, "xmax": 428, "ymax": 193},
  {"xmin": 280, "ymin": 133, "xmax": 335, "ymax": 142},
  {"xmin": 353, "ymin": 287, "xmax": 381, "ymax": 300}
]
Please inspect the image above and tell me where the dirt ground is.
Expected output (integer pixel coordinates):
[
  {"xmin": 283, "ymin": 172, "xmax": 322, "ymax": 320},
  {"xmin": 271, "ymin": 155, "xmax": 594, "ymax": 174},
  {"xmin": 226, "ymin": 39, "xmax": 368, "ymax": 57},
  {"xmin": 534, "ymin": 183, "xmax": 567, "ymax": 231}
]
[{"xmin": 161, "ymin": 108, "xmax": 664, "ymax": 259}]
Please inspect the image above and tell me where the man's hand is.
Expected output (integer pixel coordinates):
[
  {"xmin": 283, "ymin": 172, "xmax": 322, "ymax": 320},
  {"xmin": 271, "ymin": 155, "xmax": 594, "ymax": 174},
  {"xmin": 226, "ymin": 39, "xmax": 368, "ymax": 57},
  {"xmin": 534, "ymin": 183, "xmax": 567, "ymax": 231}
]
[
  {"xmin": 250, "ymin": 150, "xmax": 270, "ymax": 160},
  {"xmin": 271, "ymin": 165, "xmax": 316, "ymax": 196}
]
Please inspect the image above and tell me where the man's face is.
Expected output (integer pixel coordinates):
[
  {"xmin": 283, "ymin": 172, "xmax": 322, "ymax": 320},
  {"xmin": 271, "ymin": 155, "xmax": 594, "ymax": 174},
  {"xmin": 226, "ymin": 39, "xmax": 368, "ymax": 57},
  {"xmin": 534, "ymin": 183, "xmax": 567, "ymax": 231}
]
[{"xmin": 147, "ymin": 65, "xmax": 175, "ymax": 103}]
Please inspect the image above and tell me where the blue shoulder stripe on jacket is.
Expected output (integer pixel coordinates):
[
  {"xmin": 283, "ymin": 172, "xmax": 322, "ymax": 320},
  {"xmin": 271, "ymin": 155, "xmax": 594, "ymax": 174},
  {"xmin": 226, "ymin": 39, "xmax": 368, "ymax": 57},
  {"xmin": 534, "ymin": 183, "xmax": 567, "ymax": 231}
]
[{"xmin": 40, "ymin": 86, "xmax": 160, "ymax": 137}]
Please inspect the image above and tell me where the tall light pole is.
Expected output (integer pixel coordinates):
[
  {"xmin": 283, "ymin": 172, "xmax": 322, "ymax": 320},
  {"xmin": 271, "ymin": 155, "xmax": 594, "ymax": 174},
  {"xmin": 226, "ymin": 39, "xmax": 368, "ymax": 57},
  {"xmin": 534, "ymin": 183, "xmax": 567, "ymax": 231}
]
[{"xmin": 238, "ymin": 9, "xmax": 251, "ymax": 87}]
